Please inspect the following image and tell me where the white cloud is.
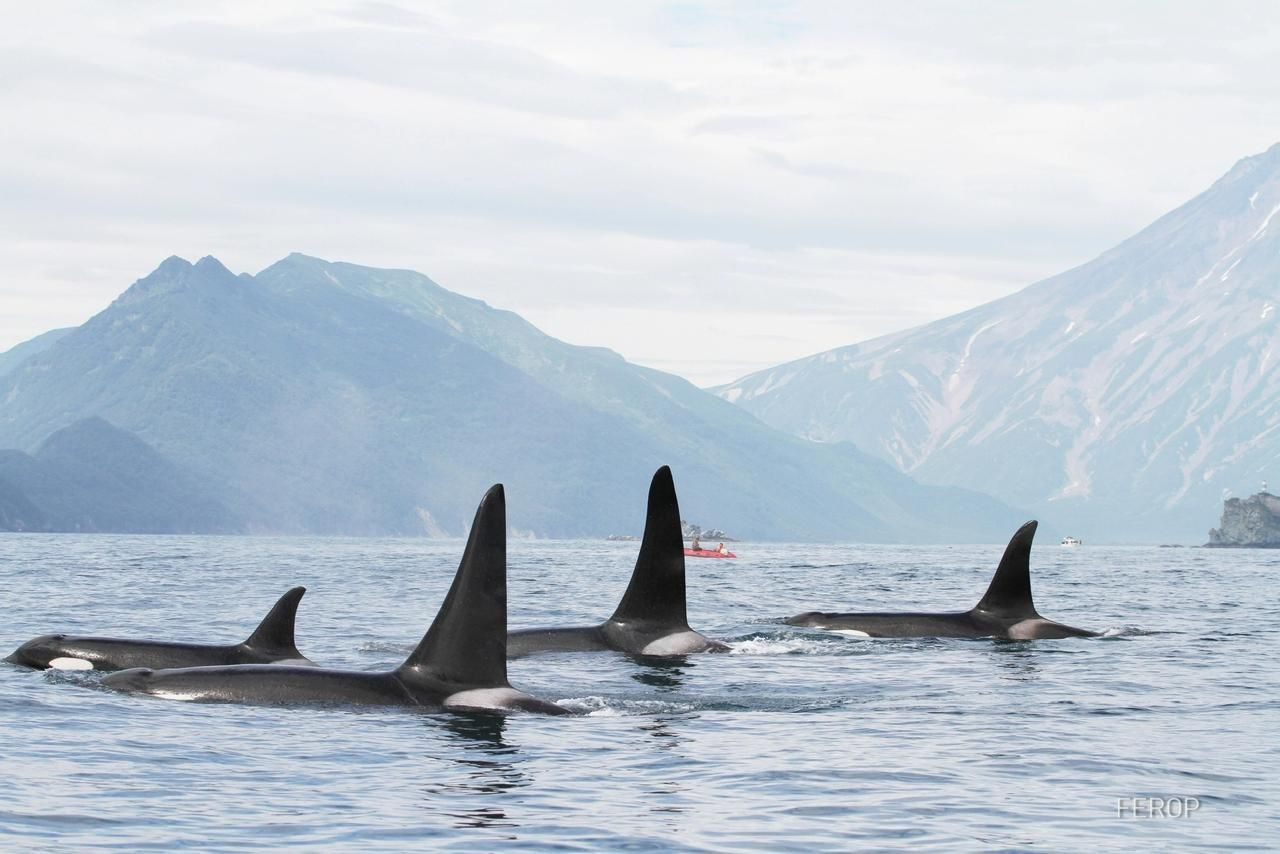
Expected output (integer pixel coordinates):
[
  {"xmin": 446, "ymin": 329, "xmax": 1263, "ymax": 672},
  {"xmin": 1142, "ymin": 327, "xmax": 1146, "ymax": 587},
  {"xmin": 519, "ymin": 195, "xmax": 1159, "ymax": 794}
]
[{"xmin": 2, "ymin": 1, "xmax": 1279, "ymax": 384}]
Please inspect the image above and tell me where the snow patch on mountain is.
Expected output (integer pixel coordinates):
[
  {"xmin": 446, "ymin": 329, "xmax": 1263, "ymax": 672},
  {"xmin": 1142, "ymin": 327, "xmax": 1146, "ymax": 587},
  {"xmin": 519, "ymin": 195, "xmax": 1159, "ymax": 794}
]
[
  {"xmin": 715, "ymin": 143, "xmax": 1280, "ymax": 541},
  {"xmin": 1250, "ymin": 202, "xmax": 1280, "ymax": 240}
]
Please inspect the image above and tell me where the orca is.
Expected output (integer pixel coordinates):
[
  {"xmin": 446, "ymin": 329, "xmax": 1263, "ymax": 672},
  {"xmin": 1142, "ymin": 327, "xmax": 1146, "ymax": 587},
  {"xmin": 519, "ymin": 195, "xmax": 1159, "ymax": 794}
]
[
  {"xmin": 507, "ymin": 466, "xmax": 730, "ymax": 658},
  {"xmin": 5, "ymin": 587, "xmax": 315, "ymax": 671},
  {"xmin": 103, "ymin": 485, "xmax": 569, "ymax": 715},
  {"xmin": 786, "ymin": 521, "xmax": 1098, "ymax": 639}
]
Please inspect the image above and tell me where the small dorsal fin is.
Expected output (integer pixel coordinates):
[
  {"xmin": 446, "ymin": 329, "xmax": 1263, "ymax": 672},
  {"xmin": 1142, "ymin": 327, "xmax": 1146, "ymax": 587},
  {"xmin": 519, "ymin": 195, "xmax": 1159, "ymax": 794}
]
[
  {"xmin": 243, "ymin": 586, "xmax": 306, "ymax": 653},
  {"xmin": 609, "ymin": 466, "xmax": 689, "ymax": 628},
  {"xmin": 399, "ymin": 484, "xmax": 509, "ymax": 689},
  {"xmin": 973, "ymin": 520, "xmax": 1040, "ymax": 617}
]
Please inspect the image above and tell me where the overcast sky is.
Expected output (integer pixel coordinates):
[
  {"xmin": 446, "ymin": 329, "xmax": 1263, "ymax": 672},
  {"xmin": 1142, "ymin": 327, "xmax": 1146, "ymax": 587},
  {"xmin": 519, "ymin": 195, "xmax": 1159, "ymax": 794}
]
[{"xmin": 4, "ymin": 2, "xmax": 1279, "ymax": 385}]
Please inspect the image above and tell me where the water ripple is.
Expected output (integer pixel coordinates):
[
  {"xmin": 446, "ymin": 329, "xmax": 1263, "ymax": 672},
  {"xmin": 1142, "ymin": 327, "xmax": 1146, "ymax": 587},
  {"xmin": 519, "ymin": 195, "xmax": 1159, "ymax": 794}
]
[{"xmin": 1, "ymin": 535, "xmax": 1276, "ymax": 849}]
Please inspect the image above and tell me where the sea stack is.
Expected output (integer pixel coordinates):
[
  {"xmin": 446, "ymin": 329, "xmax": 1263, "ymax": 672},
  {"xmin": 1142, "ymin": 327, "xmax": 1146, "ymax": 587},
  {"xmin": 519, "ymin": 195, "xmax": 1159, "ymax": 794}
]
[{"xmin": 1206, "ymin": 491, "xmax": 1280, "ymax": 547}]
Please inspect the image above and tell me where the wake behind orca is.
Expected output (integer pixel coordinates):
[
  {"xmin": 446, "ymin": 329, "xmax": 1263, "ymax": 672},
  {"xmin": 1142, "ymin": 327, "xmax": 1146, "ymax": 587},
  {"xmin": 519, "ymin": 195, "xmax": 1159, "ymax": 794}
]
[
  {"xmin": 104, "ymin": 486, "xmax": 569, "ymax": 715},
  {"xmin": 786, "ymin": 521, "xmax": 1098, "ymax": 639},
  {"xmin": 6, "ymin": 587, "xmax": 315, "ymax": 671},
  {"xmin": 507, "ymin": 466, "xmax": 729, "ymax": 658}
]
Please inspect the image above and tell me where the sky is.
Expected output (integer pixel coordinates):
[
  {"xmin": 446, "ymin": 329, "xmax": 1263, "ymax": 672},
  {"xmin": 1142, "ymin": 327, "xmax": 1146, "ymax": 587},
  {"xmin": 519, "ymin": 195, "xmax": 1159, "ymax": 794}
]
[{"xmin": 3, "ymin": 2, "xmax": 1280, "ymax": 386}]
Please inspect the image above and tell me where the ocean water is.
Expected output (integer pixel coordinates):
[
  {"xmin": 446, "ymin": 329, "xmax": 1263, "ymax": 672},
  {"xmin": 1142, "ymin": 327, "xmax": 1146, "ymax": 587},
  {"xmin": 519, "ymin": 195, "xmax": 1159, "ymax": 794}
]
[{"xmin": 1, "ymin": 533, "xmax": 1277, "ymax": 851}]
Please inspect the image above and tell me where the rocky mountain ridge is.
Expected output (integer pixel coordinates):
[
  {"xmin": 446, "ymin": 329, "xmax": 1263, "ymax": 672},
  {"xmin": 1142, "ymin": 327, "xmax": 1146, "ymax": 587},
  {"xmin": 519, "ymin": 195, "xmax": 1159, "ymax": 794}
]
[
  {"xmin": 716, "ymin": 143, "xmax": 1280, "ymax": 542},
  {"xmin": 0, "ymin": 254, "xmax": 1023, "ymax": 541}
]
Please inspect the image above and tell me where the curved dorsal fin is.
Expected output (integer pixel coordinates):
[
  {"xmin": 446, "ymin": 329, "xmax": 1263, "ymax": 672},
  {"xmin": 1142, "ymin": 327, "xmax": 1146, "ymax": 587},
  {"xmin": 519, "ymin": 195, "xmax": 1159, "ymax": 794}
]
[
  {"xmin": 973, "ymin": 520, "xmax": 1040, "ymax": 617},
  {"xmin": 399, "ymin": 484, "xmax": 508, "ymax": 689},
  {"xmin": 609, "ymin": 466, "xmax": 689, "ymax": 628},
  {"xmin": 243, "ymin": 586, "xmax": 306, "ymax": 653}
]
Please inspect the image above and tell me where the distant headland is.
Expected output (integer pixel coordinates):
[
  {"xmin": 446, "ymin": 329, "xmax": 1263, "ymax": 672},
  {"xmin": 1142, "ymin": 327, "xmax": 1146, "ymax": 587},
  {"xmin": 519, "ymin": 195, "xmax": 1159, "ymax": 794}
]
[{"xmin": 1206, "ymin": 489, "xmax": 1280, "ymax": 548}]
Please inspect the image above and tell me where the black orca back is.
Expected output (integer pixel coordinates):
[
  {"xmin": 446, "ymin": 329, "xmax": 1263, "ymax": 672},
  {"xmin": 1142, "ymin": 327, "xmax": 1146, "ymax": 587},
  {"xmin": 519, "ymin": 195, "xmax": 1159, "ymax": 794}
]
[
  {"xmin": 973, "ymin": 520, "xmax": 1040, "ymax": 618},
  {"xmin": 609, "ymin": 466, "xmax": 689, "ymax": 629},
  {"xmin": 242, "ymin": 587, "xmax": 307, "ymax": 657},
  {"xmin": 398, "ymin": 484, "xmax": 508, "ymax": 689}
]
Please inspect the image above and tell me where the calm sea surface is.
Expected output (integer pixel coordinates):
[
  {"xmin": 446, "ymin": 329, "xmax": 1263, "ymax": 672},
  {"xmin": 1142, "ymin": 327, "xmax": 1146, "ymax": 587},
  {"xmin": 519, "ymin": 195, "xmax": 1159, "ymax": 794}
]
[{"xmin": 1, "ymin": 534, "xmax": 1277, "ymax": 850}]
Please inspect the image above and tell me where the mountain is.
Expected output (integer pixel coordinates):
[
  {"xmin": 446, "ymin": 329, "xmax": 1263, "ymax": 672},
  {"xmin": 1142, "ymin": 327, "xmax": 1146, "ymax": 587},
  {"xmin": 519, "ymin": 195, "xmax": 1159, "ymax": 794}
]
[
  {"xmin": 0, "ymin": 328, "xmax": 73, "ymax": 377},
  {"xmin": 0, "ymin": 417, "xmax": 241, "ymax": 533},
  {"xmin": 716, "ymin": 144, "xmax": 1280, "ymax": 542},
  {"xmin": 0, "ymin": 254, "xmax": 1022, "ymax": 541},
  {"xmin": 0, "ymin": 477, "xmax": 46, "ymax": 532}
]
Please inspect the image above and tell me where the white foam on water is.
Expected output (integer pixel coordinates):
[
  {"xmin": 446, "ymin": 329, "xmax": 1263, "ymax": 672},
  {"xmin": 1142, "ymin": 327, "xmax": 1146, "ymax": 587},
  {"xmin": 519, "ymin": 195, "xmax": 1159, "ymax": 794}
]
[
  {"xmin": 585, "ymin": 705, "xmax": 627, "ymax": 718},
  {"xmin": 729, "ymin": 637, "xmax": 813, "ymax": 655},
  {"xmin": 48, "ymin": 657, "xmax": 93, "ymax": 671},
  {"xmin": 1100, "ymin": 626, "xmax": 1155, "ymax": 638},
  {"xmin": 555, "ymin": 695, "xmax": 614, "ymax": 715},
  {"xmin": 556, "ymin": 696, "xmax": 696, "ymax": 716},
  {"xmin": 727, "ymin": 635, "xmax": 857, "ymax": 655}
]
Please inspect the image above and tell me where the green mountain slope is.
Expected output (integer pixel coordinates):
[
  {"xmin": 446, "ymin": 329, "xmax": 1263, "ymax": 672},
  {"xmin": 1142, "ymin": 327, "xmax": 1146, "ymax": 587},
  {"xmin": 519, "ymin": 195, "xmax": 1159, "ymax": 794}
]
[
  {"xmin": 0, "ymin": 417, "xmax": 240, "ymax": 533},
  {"xmin": 0, "ymin": 255, "xmax": 1023, "ymax": 540},
  {"xmin": 0, "ymin": 327, "xmax": 73, "ymax": 378}
]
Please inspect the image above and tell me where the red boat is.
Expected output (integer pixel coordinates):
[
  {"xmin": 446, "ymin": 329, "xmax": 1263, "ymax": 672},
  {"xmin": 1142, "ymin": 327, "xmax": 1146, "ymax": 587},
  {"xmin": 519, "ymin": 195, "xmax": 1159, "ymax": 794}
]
[{"xmin": 683, "ymin": 547, "xmax": 737, "ymax": 559}]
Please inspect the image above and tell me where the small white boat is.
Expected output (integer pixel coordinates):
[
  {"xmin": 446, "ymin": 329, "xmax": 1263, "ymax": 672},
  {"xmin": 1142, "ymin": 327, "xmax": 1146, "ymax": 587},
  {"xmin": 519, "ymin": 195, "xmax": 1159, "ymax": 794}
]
[{"xmin": 1061, "ymin": 536, "xmax": 1082, "ymax": 547}]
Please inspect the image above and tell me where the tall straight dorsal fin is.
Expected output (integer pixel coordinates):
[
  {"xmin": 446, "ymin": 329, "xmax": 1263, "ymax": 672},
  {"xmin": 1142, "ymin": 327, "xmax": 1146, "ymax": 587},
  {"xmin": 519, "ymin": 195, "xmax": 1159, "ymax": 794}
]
[
  {"xmin": 609, "ymin": 466, "xmax": 689, "ymax": 628},
  {"xmin": 399, "ymin": 484, "xmax": 508, "ymax": 689},
  {"xmin": 243, "ymin": 586, "xmax": 306, "ymax": 653},
  {"xmin": 973, "ymin": 520, "xmax": 1040, "ymax": 617}
]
